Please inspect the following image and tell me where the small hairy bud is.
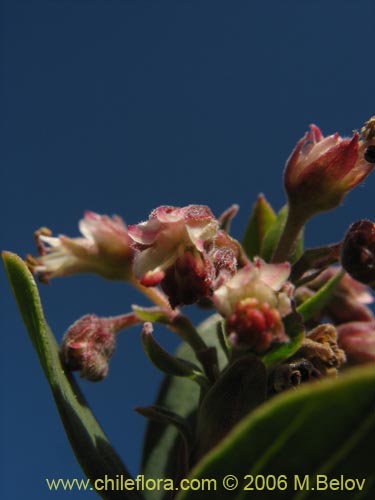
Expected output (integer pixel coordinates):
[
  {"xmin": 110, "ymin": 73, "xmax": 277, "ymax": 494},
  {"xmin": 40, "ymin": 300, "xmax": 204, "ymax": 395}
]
[
  {"xmin": 61, "ymin": 313, "xmax": 138, "ymax": 381},
  {"xmin": 61, "ymin": 315, "xmax": 116, "ymax": 381}
]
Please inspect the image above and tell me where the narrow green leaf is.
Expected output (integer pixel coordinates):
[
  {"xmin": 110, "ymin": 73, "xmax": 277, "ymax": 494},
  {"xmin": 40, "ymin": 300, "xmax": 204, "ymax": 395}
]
[
  {"xmin": 260, "ymin": 205, "xmax": 304, "ymax": 264},
  {"xmin": 2, "ymin": 252, "xmax": 141, "ymax": 500},
  {"xmin": 135, "ymin": 405, "xmax": 193, "ymax": 448},
  {"xmin": 262, "ymin": 311, "xmax": 305, "ymax": 368},
  {"xmin": 216, "ymin": 319, "xmax": 231, "ymax": 361},
  {"xmin": 133, "ymin": 305, "xmax": 208, "ymax": 354},
  {"xmin": 242, "ymin": 194, "xmax": 276, "ymax": 259},
  {"xmin": 290, "ymin": 243, "xmax": 341, "ymax": 284},
  {"xmin": 297, "ymin": 270, "xmax": 344, "ymax": 323},
  {"xmin": 177, "ymin": 365, "xmax": 375, "ymax": 500},
  {"xmin": 140, "ymin": 314, "xmax": 227, "ymax": 500},
  {"xmin": 141, "ymin": 323, "xmax": 209, "ymax": 390}
]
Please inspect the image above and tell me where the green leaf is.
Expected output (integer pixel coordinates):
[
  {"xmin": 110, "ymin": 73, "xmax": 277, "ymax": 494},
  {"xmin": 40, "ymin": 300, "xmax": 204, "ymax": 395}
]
[
  {"xmin": 177, "ymin": 365, "xmax": 375, "ymax": 500},
  {"xmin": 135, "ymin": 405, "xmax": 193, "ymax": 448},
  {"xmin": 2, "ymin": 252, "xmax": 141, "ymax": 500},
  {"xmin": 262, "ymin": 311, "xmax": 305, "ymax": 368},
  {"xmin": 242, "ymin": 194, "xmax": 276, "ymax": 259},
  {"xmin": 140, "ymin": 314, "xmax": 227, "ymax": 500},
  {"xmin": 133, "ymin": 305, "xmax": 208, "ymax": 354},
  {"xmin": 290, "ymin": 243, "xmax": 341, "ymax": 284},
  {"xmin": 297, "ymin": 270, "xmax": 344, "ymax": 323},
  {"xmin": 194, "ymin": 354, "xmax": 266, "ymax": 461},
  {"xmin": 216, "ymin": 319, "xmax": 231, "ymax": 361},
  {"xmin": 141, "ymin": 323, "xmax": 209, "ymax": 390},
  {"xmin": 260, "ymin": 205, "xmax": 304, "ymax": 264}
]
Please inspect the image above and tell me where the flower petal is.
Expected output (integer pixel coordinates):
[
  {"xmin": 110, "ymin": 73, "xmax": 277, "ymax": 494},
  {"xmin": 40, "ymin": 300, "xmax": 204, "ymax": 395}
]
[
  {"xmin": 255, "ymin": 258, "xmax": 291, "ymax": 291},
  {"xmin": 185, "ymin": 220, "xmax": 218, "ymax": 252},
  {"xmin": 133, "ymin": 245, "xmax": 177, "ymax": 281},
  {"xmin": 128, "ymin": 219, "xmax": 162, "ymax": 245}
]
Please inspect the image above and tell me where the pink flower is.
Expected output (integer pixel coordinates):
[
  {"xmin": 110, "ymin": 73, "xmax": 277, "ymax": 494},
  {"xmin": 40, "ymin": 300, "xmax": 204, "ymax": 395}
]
[
  {"xmin": 129, "ymin": 205, "xmax": 218, "ymax": 282},
  {"xmin": 213, "ymin": 258, "xmax": 293, "ymax": 352},
  {"xmin": 128, "ymin": 205, "xmax": 239, "ymax": 307},
  {"xmin": 28, "ymin": 211, "xmax": 134, "ymax": 282},
  {"xmin": 337, "ymin": 321, "xmax": 375, "ymax": 364},
  {"xmin": 284, "ymin": 124, "xmax": 374, "ymax": 218}
]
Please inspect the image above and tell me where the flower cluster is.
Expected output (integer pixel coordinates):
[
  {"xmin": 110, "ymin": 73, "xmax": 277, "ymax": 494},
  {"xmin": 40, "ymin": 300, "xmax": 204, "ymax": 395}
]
[
  {"xmin": 7, "ymin": 116, "xmax": 375, "ymax": 492},
  {"xmin": 26, "ymin": 118, "xmax": 375, "ymax": 384}
]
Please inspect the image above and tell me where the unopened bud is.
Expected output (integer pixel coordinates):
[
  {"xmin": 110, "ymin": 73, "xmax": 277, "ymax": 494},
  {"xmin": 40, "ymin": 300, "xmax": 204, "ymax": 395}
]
[
  {"xmin": 341, "ymin": 220, "xmax": 375, "ymax": 287},
  {"xmin": 61, "ymin": 313, "xmax": 138, "ymax": 381},
  {"xmin": 337, "ymin": 321, "xmax": 375, "ymax": 365},
  {"xmin": 284, "ymin": 120, "xmax": 375, "ymax": 223}
]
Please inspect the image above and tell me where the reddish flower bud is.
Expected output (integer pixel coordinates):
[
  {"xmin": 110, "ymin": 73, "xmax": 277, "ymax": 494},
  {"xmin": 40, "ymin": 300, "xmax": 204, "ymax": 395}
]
[
  {"xmin": 226, "ymin": 298, "xmax": 284, "ymax": 353},
  {"xmin": 337, "ymin": 321, "xmax": 375, "ymax": 364},
  {"xmin": 61, "ymin": 313, "xmax": 138, "ymax": 381},
  {"xmin": 284, "ymin": 122, "xmax": 375, "ymax": 220},
  {"xmin": 341, "ymin": 220, "xmax": 375, "ymax": 288}
]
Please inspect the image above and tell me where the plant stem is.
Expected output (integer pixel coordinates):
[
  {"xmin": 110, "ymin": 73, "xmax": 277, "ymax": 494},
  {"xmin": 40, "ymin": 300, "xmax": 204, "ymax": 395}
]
[
  {"xmin": 130, "ymin": 275, "xmax": 172, "ymax": 310},
  {"xmin": 109, "ymin": 313, "xmax": 142, "ymax": 334},
  {"xmin": 171, "ymin": 315, "xmax": 220, "ymax": 383},
  {"xmin": 171, "ymin": 315, "xmax": 208, "ymax": 353},
  {"xmin": 272, "ymin": 208, "xmax": 307, "ymax": 263},
  {"xmin": 130, "ymin": 276, "xmax": 219, "ymax": 382}
]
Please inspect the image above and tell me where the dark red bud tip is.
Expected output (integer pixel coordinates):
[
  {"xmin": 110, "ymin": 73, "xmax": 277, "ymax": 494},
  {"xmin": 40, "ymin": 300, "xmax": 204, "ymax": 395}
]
[
  {"xmin": 341, "ymin": 220, "xmax": 375, "ymax": 286},
  {"xmin": 364, "ymin": 146, "xmax": 375, "ymax": 164}
]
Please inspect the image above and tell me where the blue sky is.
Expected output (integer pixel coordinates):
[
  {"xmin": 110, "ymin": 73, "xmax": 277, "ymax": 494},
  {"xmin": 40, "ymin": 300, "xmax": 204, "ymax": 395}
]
[{"xmin": 2, "ymin": 1, "xmax": 375, "ymax": 498}]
